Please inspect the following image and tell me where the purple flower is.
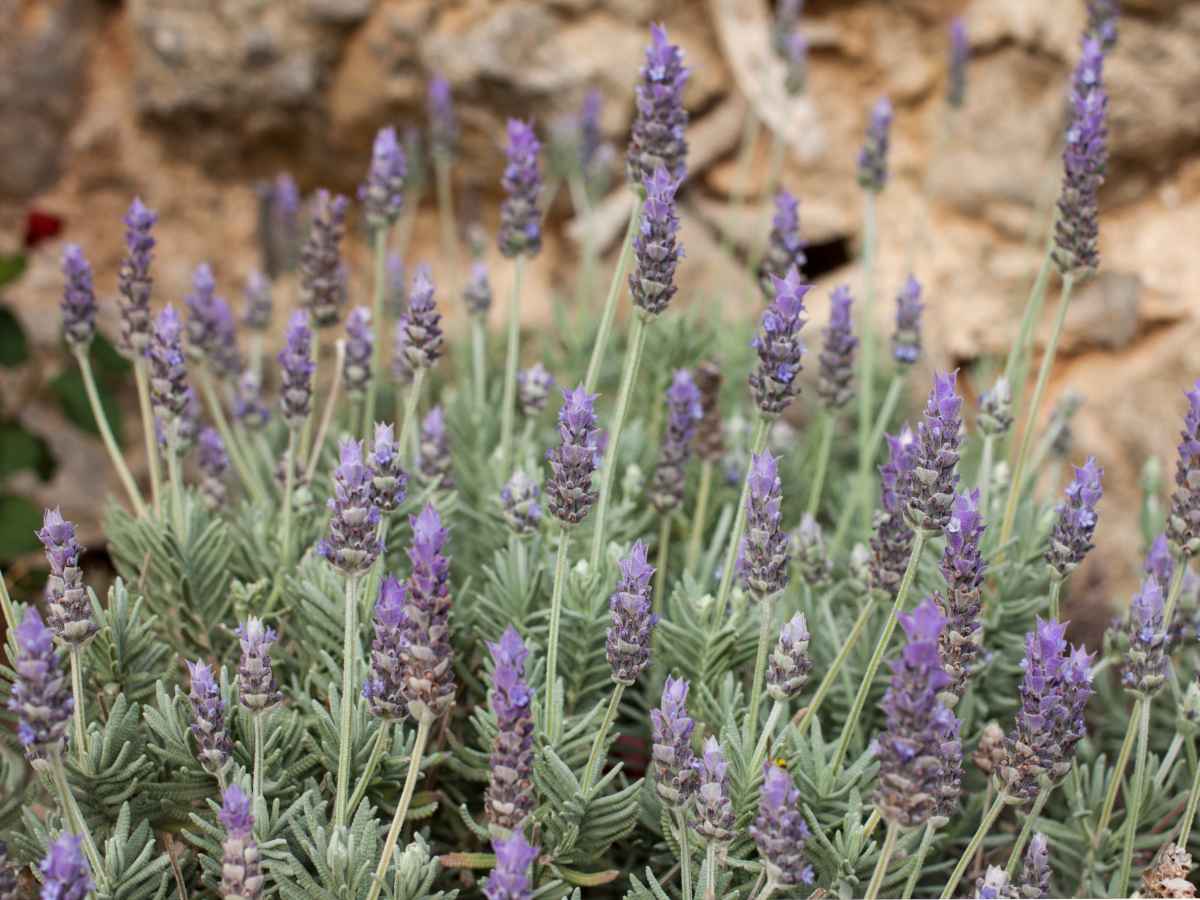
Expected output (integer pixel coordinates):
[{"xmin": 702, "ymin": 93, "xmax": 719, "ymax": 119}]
[
  {"xmin": 234, "ymin": 370, "xmax": 270, "ymax": 431},
  {"xmin": 485, "ymin": 627, "xmax": 535, "ymax": 831},
  {"xmin": 386, "ymin": 253, "xmax": 406, "ymax": 318},
  {"xmin": 693, "ymin": 737, "xmax": 735, "ymax": 843},
  {"xmin": 1019, "ymin": 833, "xmax": 1052, "ymax": 898},
  {"xmin": 7, "ymin": 608, "xmax": 73, "ymax": 755},
  {"xmin": 1168, "ymin": 380, "xmax": 1200, "ymax": 557},
  {"xmin": 37, "ymin": 508, "xmax": 95, "ymax": 646},
  {"xmin": 874, "ymin": 598, "xmax": 963, "ymax": 827},
  {"xmin": 606, "ymin": 541, "xmax": 658, "ymax": 685},
  {"xmin": 767, "ymin": 614, "xmax": 811, "ymax": 702},
  {"xmin": 427, "ymin": 75, "xmax": 458, "ymax": 158},
  {"xmin": 360, "ymin": 126, "xmax": 407, "ymax": 230},
  {"xmin": 935, "ymin": 490, "xmax": 988, "ymax": 701},
  {"xmin": 650, "ymin": 369, "xmax": 702, "ymax": 514},
  {"xmin": 463, "ymin": 260, "xmax": 492, "ymax": 318},
  {"xmin": 418, "ymin": 406, "xmax": 454, "ymax": 492},
  {"xmin": 627, "ymin": 23, "xmax": 689, "ymax": 188},
  {"xmin": 857, "ymin": 97, "xmax": 893, "ymax": 193},
  {"xmin": 792, "ymin": 514, "xmax": 832, "ymax": 586},
  {"xmin": 757, "ymin": 190, "xmax": 806, "ymax": 298},
  {"xmin": 363, "ymin": 576, "xmax": 408, "ymax": 720},
  {"xmin": 737, "ymin": 452, "xmax": 790, "ymax": 599},
  {"xmin": 148, "ymin": 306, "xmax": 191, "ymax": 438},
  {"xmin": 40, "ymin": 833, "xmax": 94, "ymax": 900},
  {"xmin": 517, "ymin": 363, "xmax": 555, "ymax": 419},
  {"xmin": 299, "ymin": 189, "xmax": 349, "ymax": 328},
  {"xmin": 545, "ymin": 386, "xmax": 602, "ymax": 526},
  {"xmin": 694, "ymin": 361, "xmax": 725, "ymax": 462},
  {"xmin": 650, "ymin": 676, "xmax": 699, "ymax": 806},
  {"xmin": 869, "ymin": 426, "xmax": 918, "ymax": 596},
  {"xmin": 906, "ymin": 371, "xmax": 963, "ymax": 533},
  {"xmin": 236, "ymin": 617, "xmax": 281, "ymax": 714},
  {"xmin": 198, "ymin": 427, "xmax": 230, "ymax": 511},
  {"xmin": 184, "ymin": 264, "xmax": 241, "ymax": 376},
  {"xmin": 501, "ymin": 470, "xmax": 542, "ymax": 535},
  {"xmin": 318, "ymin": 439, "xmax": 383, "ymax": 575},
  {"xmin": 1053, "ymin": 40, "xmax": 1107, "ymax": 276},
  {"xmin": 1087, "ymin": 0, "xmax": 1119, "ymax": 50},
  {"xmin": 999, "ymin": 618, "xmax": 1095, "ymax": 801},
  {"xmin": 947, "ymin": 18, "xmax": 969, "ymax": 108},
  {"xmin": 368, "ymin": 423, "xmax": 408, "ymax": 513},
  {"xmin": 816, "ymin": 285, "xmax": 857, "ymax": 411},
  {"xmin": 398, "ymin": 504, "xmax": 455, "ymax": 723},
  {"xmin": 978, "ymin": 376, "xmax": 1013, "ymax": 437},
  {"xmin": 343, "ymin": 306, "xmax": 373, "ymax": 397},
  {"xmin": 242, "ymin": 271, "xmax": 272, "ymax": 331},
  {"xmin": 750, "ymin": 765, "xmax": 814, "ymax": 887},
  {"xmin": 891, "ymin": 274, "xmax": 924, "ymax": 366},
  {"xmin": 975, "ymin": 867, "xmax": 1011, "ymax": 899},
  {"xmin": 187, "ymin": 659, "xmax": 232, "ymax": 774},
  {"xmin": 219, "ymin": 785, "xmax": 263, "ymax": 899},
  {"xmin": 483, "ymin": 831, "xmax": 538, "ymax": 900},
  {"xmin": 499, "ymin": 120, "xmax": 543, "ymax": 259},
  {"xmin": 750, "ymin": 268, "xmax": 809, "ymax": 417},
  {"xmin": 278, "ymin": 311, "xmax": 314, "ymax": 428},
  {"xmin": 60, "ymin": 244, "xmax": 96, "ymax": 347},
  {"xmin": 117, "ymin": 197, "xmax": 157, "ymax": 357},
  {"xmin": 1046, "ymin": 456, "xmax": 1103, "ymax": 578},
  {"xmin": 629, "ymin": 167, "xmax": 683, "ymax": 316},
  {"xmin": 395, "ymin": 265, "xmax": 443, "ymax": 371},
  {"xmin": 258, "ymin": 173, "xmax": 301, "ymax": 280},
  {"xmin": 1122, "ymin": 575, "xmax": 1168, "ymax": 696}
]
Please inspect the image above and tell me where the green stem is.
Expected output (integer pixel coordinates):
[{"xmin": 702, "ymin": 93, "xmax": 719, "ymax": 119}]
[
  {"xmin": 836, "ymin": 373, "xmax": 904, "ymax": 552},
  {"xmin": 397, "ymin": 369, "xmax": 427, "ymax": 467},
  {"xmin": 49, "ymin": 754, "xmax": 107, "ymax": 892},
  {"xmin": 1003, "ymin": 241, "xmax": 1055, "ymax": 438},
  {"xmin": 1093, "ymin": 697, "xmax": 1142, "ymax": 849},
  {"xmin": 675, "ymin": 809, "xmax": 694, "ymax": 900},
  {"xmin": 855, "ymin": 193, "xmax": 879, "ymax": 521},
  {"xmin": 584, "ymin": 198, "xmax": 643, "ymax": 394},
  {"xmin": 1005, "ymin": 788, "xmax": 1051, "ymax": 877},
  {"xmin": 69, "ymin": 648, "xmax": 88, "ymax": 765},
  {"xmin": 133, "ymin": 359, "xmax": 163, "ymax": 515},
  {"xmin": 977, "ymin": 433, "xmax": 996, "ymax": 516},
  {"xmin": 865, "ymin": 821, "xmax": 900, "ymax": 900},
  {"xmin": 0, "ymin": 569, "xmax": 16, "ymax": 633},
  {"xmin": 715, "ymin": 418, "xmax": 771, "ymax": 610},
  {"xmin": 685, "ymin": 461, "xmax": 715, "ymax": 576},
  {"xmin": 366, "ymin": 717, "xmax": 431, "ymax": 900},
  {"xmin": 197, "ymin": 368, "xmax": 268, "ymax": 506},
  {"xmin": 751, "ymin": 700, "xmax": 785, "ymax": 772},
  {"xmin": 279, "ymin": 429, "xmax": 297, "ymax": 569},
  {"xmin": 306, "ymin": 339, "xmax": 346, "ymax": 482},
  {"xmin": 300, "ymin": 328, "xmax": 320, "ymax": 463},
  {"xmin": 546, "ymin": 528, "xmax": 572, "ymax": 742},
  {"xmin": 471, "ymin": 315, "xmax": 487, "ymax": 413},
  {"xmin": 1049, "ymin": 577, "xmax": 1063, "ymax": 622},
  {"xmin": 581, "ymin": 683, "xmax": 625, "ymax": 794},
  {"xmin": 654, "ymin": 516, "xmax": 671, "ymax": 619},
  {"xmin": 589, "ymin": 312, "xmax": 651, "ymax": 569},
  {"xmin": 362, "ymin": 228, "xmax": 389, "ymax": 442},
  {"xmin": 253, "ymin": 713, "xmax": 265, "ymax": 807},
  {"xmin": 348, "ymin": 725, "xmax": 390, "ymax": 821},
  {"xmin": 941, "ymin": 791, "xmax": 1009, "ymax": 899},
  {"xmin": 1117, "ymin": 697, "xmax": 1152, "ymax": 897},
  {"xmin": 334, "ymin": 575, "xmax": 360, "ymax": 828},
  {"xmin": 75, "ymin": 348, "xmax": 147, "ymax": 517},
  {"xmin": 499, "ymin": 256, "xmax": 525, "ymax": 474},
  {"xmin": 744, "ymin": 594, "xmax": 776, "ymax": 748},
  {"xmin": 1180, "ymin": 737, "xmax": 1200, "ymax": 847},
  {"xmin": 999, "ymin": 274, "xmax": 1076, "ymax": 549},
  {"xmin": 806, "ymin": 411, "xmax": 835, "ymax": 517},
  {"xmin": 902, "ymin": 823, "xmax": 936, "ymax": 900},
  {"xmin": 704, "ymin": 841, "xmax": 718, "ymax": 900},
  {"xmin": 166, "ymin": 432, "xmax": 186, "ymax": 540},
  {"xmin": 864, "ymin": 808, "xmax": 882, "ymax": 840},
  {"xmin": 832, "ymin": 531, "xmax": 927, "ymax": 770},
  {"xmin": 1163, "ymin": 555, "xmax": 1190, "ymax": 629}
]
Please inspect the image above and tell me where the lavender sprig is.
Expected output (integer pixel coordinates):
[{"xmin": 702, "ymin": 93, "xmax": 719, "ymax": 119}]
[
  {"xmin": 299, "ymin": 189, "xmax": 349, "ymax": 328},
  {"xmin": 242, "ymin": 271, "xmax": 272, "ymax": 331},
  {"xmin": 40, "ymin": 833, "xmax": 94, "ymax": 900},
  {"xmin": 650, "ymin": 369, "xmax": 702, "ymax": 514},
  {"xmin": 606, "ymin": 541, "xmax": 657, "ymax": 685},
  {"xmin": 693, "ymin": 737, "xmax": 734, "ymax": 843},
  {"xmin": 936, "ymin": 490, "xmax": 987, "ymax": 701},
  {"xmin": 117, "ymin": 197, "xmax": 157, "ymax": 357},
  {"xmin": 318, "ymin": 438, "xmax": 382, "ymax": 575},
  {"xmin": 360, "ymin": 126, "xmax": 407, "ymax": 231},
  {"xmin": 767, "ymin": 614, "xmax": 812, "ymax": 702},
  {"xmin": 978, "ymin": 377, "xmax": 1013, "ymax": 437},
  {"xmin": 1052, "ymin": 39, "xmax": 1107, "ymax": 277},
  {"xmin": 757, "ymin": 190, "xmax": 806, "ymax": 297},
  {"xmin": 749, "ymin": 269, "xmax": 809, "ymax": 418},
  {"xmin": 419, "ymin": 406, "xmax": 455, "ymax": 492},
  {"xmin": 499, "ymin": 120, "xmax": 543, "ymax": 259},
  {"xmin": 148, "ymin": 306, "xmax": 191, "ymax": 437},
  {"xmin": 398, "ymin": 504, "xmax": 455, "ymax": 723},
  {"xmin": 184, "ymin": 263, "xmax": 240, "ymax": 376},
  {"xmin": 258, "ymin": 173, "xmax": 301, "ymax": 280},
  {"xmin": 629, "ymin": 167, "xmax": 683, "ymax": 316},
  {"xmin": 650, "ymin": 676, "xmax": 699, "ymax": 806},
  {"xmin": 396, "ymin": 266, "xmax": 443, "ymax": 371},
  {"xmin": 483, "ymin": 831, "xmax": 538, "ymax": 900},
  {"xmin": 792, "ymin": 514, "xmax": 832, "ymax": 587},
  {"xmin": 545, "ymin": 387, "xmax": 601, "ymax": 526},
  {"xmin": 891, "ymin": 274, "xmax": 924, "ymax": 366},
  {"xmin": 37, "ymin": 508, "xmax": 96, "ymax": 646},
  {"xmin": 8, "ymin": 608, "xmax": 73, "ymax": 755},
  {"xmin": 694, "ymin": 361, "xmax": 725, "ymax": 463},
  {"xmin": 219, "ymin": 785, "xmax": 264, "ymax": 900},
  {"xmin": 737, "ymin": 451, "xmax": 790, "ymax": 600},
  {"xmin": 234, "ymin": 370, "xmax": 270, "ymax": 431},
  {"xmin": 501, "ymin": 471, "xmax": 542, "ymax": 535},
  {"xmin": 906, "ymin": 371, "xmax": 963, "ymax": 533},
  {"xmin": 816, "ymin": 285, "xmax": 857, "ymax": 412},
  {"xmin": 517, "ymin": 364, "xmax": 555, "ymax": 419},
  {"xmin": 236, "ymin": 617, "xmax": 281, "ymax": 714},
  {"xmin": 60, "ymin": 244, "xmax": 97, "ymax": 347},
  {"xmin": 343, "ymin": 306, "xmax": 373, "ymax": 397},
  {"xmin": 485, "ymin": 627, "xmax": 535, "ymax": 832},
  {"xmin": 363, "ymin": 577, "xmax": 407, "ymax": 720},
  {"xmin": 1046, "ymin": 457, "xmax": 1103, "ymax": 578},
  {"xmin": 857, "ymin": 97, "xmax": 893, "ymax": 193},
  {"xmin": 464, "ymin": 260, "xmax": 492, "ymax": 318},
  {"xmin": 869, "ymin": 426, "xmax": 918, "ymax": 596},
  {"xmin": 750, "ymin": 764, "xmax": 814, "ymax": 887},
  {"xmin": 626, "ymin": 23, "xmax": 689, "ymax": 188},
  {"xmin": 1019, "ymin": 833, "xmax": 1052, "ymax": 898},
  {"xmin": 427, "ymin": 75, "xmax": 458, "ymax": 158},
  {"xmin": 187, "ymin": 660, "xmax": 232, "ymax": 774},
  {"xmin": 1087, "ymin": 0, "xmax": 1119, "ymax": 51},
  {"xmin": 368, "ymin": 423, "xmax": 408, "ymax": 513},
  {"xmin": 1168, "ymin": 380, "xmax": 1200, "ymax": 557},
  {"xmin": 1122, "ymin": 575, "xmax": 1168, "ymax": 696},
  {"xmin": 278, "ymin": 311, "xmax": 314, "ymax": 428}
]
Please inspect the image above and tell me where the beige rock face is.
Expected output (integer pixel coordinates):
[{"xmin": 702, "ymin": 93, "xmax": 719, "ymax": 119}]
[{"xmin": 2, "ymin": 0, "xmax": 1198, "ymax": 606}]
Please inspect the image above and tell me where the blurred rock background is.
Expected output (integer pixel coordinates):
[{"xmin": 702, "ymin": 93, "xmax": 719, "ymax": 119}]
[{"xmin": 1, "ymin": 0, "xmax": 1198, "ymax": 615}]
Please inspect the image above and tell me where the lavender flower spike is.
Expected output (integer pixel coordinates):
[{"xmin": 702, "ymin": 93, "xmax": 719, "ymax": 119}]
[
  {"xmin": 40, "ymin": 833, "xmax": 94, "ymax": 900},
  {"xmin": 517, "ymin": 363, "xmax": 555, "ymax": 419},
  {"xmin": 1046, "ymin": 456, "xmax": 1104, "ymax": 578},
  {"xmin": 694, "ymin": 361, "xmax": 725, "ymax": 462},
  {"xmin": 750, "ymin": 764, "xmax": 815, "ymax": 887},
  {"xmin": 368, "ymin": 423, "xmax": 408, "ymax": 513},
  {"xmin": 499, "ymin": 120, "xmax": 543, "ymax": 259},
  {"xmin": 1087, "ymin": 0, "xmax": 1119, "ymax": 50},
  {"xmin": 38, "ymin": 508, "xmax": 96, "ymax": 646},
  {"xmin": 197, "ymin": 428, "xmax": 229, "ymax": 510},
  {"xmin": 299, "ymin": 189, "xmax": 349, "ymax": 328},
  {"xmin": 874, "ymin": 598, "xmax": 963, "ymax": 827},
  {"xmin": 363, "ymin": 576, "xmax": 407, "ymax": 720},
  {"xmin": 891, "ymin": 274, "xmax": 924, "ymax": 366},
  {"xmin": 737, "ymin": 451, "xmax": 790, "ymax": 600},
  {"xmin": 235, "ymin": 370, "xmax": 270, "ymax": 431},
  {"xmin": 606, "ymin": 541, "xmax": 658, "ymax": 684},
  {"xmin": 757, "ymin": 190, "xmax": 807, "ymax": 298},
  {"xmin": 1168, "ymin": 380, "xmax": 1200, "ymax": 557},
  {"xmin": 694, "ymin": 737, "xmax": 735, "ymax": 843},
  {"xmin": 236, "ymin": 617, "xmax": 281, "ymax": 714},
  {"xmin": 978, "ymin": 376, "xmax": 1013, "ymax": 437},
  {"xmin": 1052, "ymin": 40, "xmax": 1107, "ymax": 277},
  {"xmin": 906, "ymin": 371, "xmax": 963, "ymax": 533},
  {"xmin": 243, "ymin": 271, "xmax": 272, "ymax": 331},
  {"xmin": 767, "ymin": 614, "xmax": 812, "ymax": 702},
  {"xmin": 485, "ymin": 627, "xmax": 535, "ymax": 832},
  {"xmin": 936, "ymin": 490, "xmax": 988, "ymax": 701},
  {"xmin": 427, "ymin": 75, "xmax": 458, "ymax": 158},
  {"xmin": 817, "ymin": 285, "xmax": 858, "ymax": 411},
  {"xmin": 60, "ymin": 244, "xmax": 97, "ymax": 347},
  {"xmin": 259, "ymin": 173, "xmax": 301, "ymax": 280},
  {"xmin": 184, "ymin": 263, "xmax": 237, "ymax": 371},
  {"xmin": 360, "ymin": 126, "xmax": 407, "ymax": 231},
  {"xmin": 792, "ymin": 514, "xmax": 832, "ymax": 587},
  {"xmin": 869, "ymin": 425, "xmax": 918, "ymax": 596},
  {"xmin": 396, "ymin": 265, "xmax": 443, "ymax": 371},
  {"xmin": 278, "ymin": 310, "xmax": 314, "ymax": 429},
  {"xmin": 626, "ymin": 23, "xmax": 689, "ymax": 188},
  {"xmin": 419, "ymin": 406, "xmax": 454, "ymax": 491},
  {"xmin": 1123, "ymin": 575, "xmax": 1168, "ymax": 696},
  {"xmin": 749, "ymin": 268, "xmax": 809, "ymax": 417},
  {"xmin": 343, "ymin": 306, "xmax": 373, "ymax": 397},
  {"xmin": 219, "ymin": 785, "xmax": 264, "ymax": 900},
  {"xmin": 947, "ymin": 19, "xmax": 969, "ymax": 109},
  {"xmin": 483, "ymin": 831, "xmax": 538, "ymax": 900},
  {"xmin": 545, "ymin": 386, "xmax": 602, "ymax": 526},
  {"xmin": 8, "ymin": 608, "xmax": 73, "ymax": 754},
  {"xmin": 650, "ymin": 369, "xmax": 702, "ymax": 514},
  {"xmin": 501, "ymin": 471, "xmax": 542, "ymax": 535},
  {"xmin": 318, "ymin": 438, "xmax": 383, "ymax": 575},
  {"xmin": 117, "ymin": 197, "xmax": 157, "ymax": 356},
  {"xmin": 398, "ymin": 504, "xmax": 456, "ymax": 723},
  {"xmin": 1018, "ymin": 833, "xmax": 1052, "ymax": 898},
  {"xmin": 148, "ymin": 306, "xmax": 191, "ymax": 437},
  {"xmin": 857, "ymin": 97, "xmax": 893, "ymax": 193},
  {"xmin": 650, "ymin": 676, "xmax": 699, "ymax": 805},
  {"xmin": 464, "ymin": 260, "xmax": 493, "ymax": 318},
  {"xmin": 187, "ymin": 660, "xmax": 232, "ymax": 774},
  {"xmin": 630, "ymin": 167, "xmax": 683, "ymax": 316}
]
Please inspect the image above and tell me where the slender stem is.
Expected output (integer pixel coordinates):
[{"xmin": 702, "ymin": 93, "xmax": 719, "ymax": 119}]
[
  {"xmin": 806, "ymin": 411, "xmax": 835, "ymax": 517},
  {"xmin": 589, "ymin": 312, "xmax": 651, "ymax": 568},
  {"xmin": 0, "ymin": 569, "xmax": 16, "ymax": 633},
  {"xmin": 855, "ymin": 193, "xmax": 879, "ymax": 521},
  {"xmin": 756, "ymin": 882, "xmax": 777, "ymax": 900},
  {"xmin": 715, "ymin": 418, "xmax": 771, "ymax": 609},
  {"xmin": 74, "ymin": 349, "xmax": 147, "ymax": 517},
  {"xmin": 362, "ymin": 228, "xmax": 388, "ymax": 442},
  {"xmin": 1163, "ymin": 556, "xmax": 1190, "ymax": 630},
  {"xmin": 902, "ymin": 823, "xmax": 936, "ymax": 900},
  {"xmin": 744, "ymin": 594, "xmax": 776, "ymax": 748},
  {"xmin": 685, "ymin": 461, "xmax": 715, "ymax": 576},
  {"xmin": 1117, "ymin": 697, "xmax": 1152, "ymax": 897},
  {"xmin": 197, "ymin": 368, "xmax": 268, "ymax": 506},
  {"xmin": 279, "ymin": 429, "xmax": 297, "ymax": 569},
  {"xmin": 471, "ymin": 315, "xmax": 487, "ymax": 413},
  {"xmin": 1180, "ymin": 737, "xmax": 1200, "ymax": 847},
  {"xmin": 306, "ymin": 339, "xmax": 347, "ymax": 482},
  {"xmin": 253, "ymin": 713, "xmax": 265, "ymax": 806},
  {"xmin": 584, "ymin": 198, "xmax": 643, "ymax": 394},
  {"xmin": 795, "ymin": 601, "xmax": 874, "ymax": 737},
  {"xmin": 133, "ymin": 359, "xmax": 163, "ymax": 515},
  {"xmin": 69, "ymin": 648, "xmax": 88, "ymax": 765},
  {"xmin": 865, "ymin": 821, "xmax": 900, "ymax": 900},
  {"xmin": 1003, "ymin": 241, "xmax": 1055, "ymax": 438},
  {"xmin": 334, "ymin": 575, "xmax": 360, "ymax": 828},
  {"xmin": 1005, "ymin": 788, "xmax": 1051, "ymax": 876},
  {"xmin": 1093, "ymin": 696, "xmax": 1142, "ymax": 849},
  {"xmin": 675, "ymin": 809, "xmax": 694, "ymax": 900},
  {"xmin": 300, "ymin": 329, "xmax": 320, "ymax": 463},
  {"xmin": 166, "ymin": 433, "xmax": 186, "ymax": 540},
  {"xmin": 435, "ymin": 157, "xmax": 459, "ymax": 297},
  {"xmin": 581, "ymin": 683, "xmax": 625, "ymax": 794},
  {"xmin": 977, "ymin": 433, "xmax": 996, "ymax": 516},
  {"xmin": 397, "ymin": 369, "xmax": 427, "ymax": 466},
  {"xmin": 836, "ymin": 373, "xmax": 904, "ymax": 552},
  {"xmin": 654, "ymin": 516, "xmax": 671, "ymax": 619},
  {"xmin": 941, "ymin": 791, "xmax": 1009, "ymax": 899},
  {"xmin": 499, "ymin": 256, "xmax": 525, "ymax": 474},
  {"xmin": 348, "ymin": 726, "xmax": 391, "ymax": 820},
  {"xmin": 366, "ymin": 717, "xmax": 431, "ymax": 900},
  {"xmin": 751, "ymin": 701, "xmax": 785, "ymax": 771},
  {"xmin": 833, "ymin": 532, "xmax": 927, "ymax": 770},
  {"xmin": 999, "ymin": 274, "xmax": 1076, "ymax": 549},
  {"xmin": 704, "ymin": 841, "xmax": 718, "ymax": 900},
  {"xmin": 546, "ymin": 528, "xmax": 572, "ymax": 742},
  {"xmin": 49, "ymin": 754, "xmax": 106, "ymax": 892},
  {"xmin": 1049, "ymin": 577, "xmax": 1063, "ymax": 622},
  {"xmin": 567, "ymin": 172, "xmax": 596, "ymax": 306}
]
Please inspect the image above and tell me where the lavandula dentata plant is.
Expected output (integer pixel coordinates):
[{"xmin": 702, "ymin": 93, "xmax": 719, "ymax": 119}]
[
  {"xmin": 187, "ymin": 660, "xmax": 232, "ymax": 787},
  {"xmin": 1087, "ymin": 0, "xmax": 1119, "ymax": 50},
  {"xmin": 483, "ymin": 831, "xmax": 538, "ymax": 900},
  {"xmin": 485, "ymin": 627, "xmax": 535, "ymax": 835},
  {"xmin": 809, "ymin": 285, "xmax": 857, "ymax": 516},
  {"xmin": 1045, "ymin": 456, "xmax": 1103, "ymax": 618},
  {"xmin": 418, "ymin": 406, "xmax": 454, "ymax": 492},
  {"xmin": 695, "ymin": 737, "xmax": 735, "ymax": 895},
  {"xmin": 750, "ymin": 765, "xmax": 813, "ymax": 900},
  {"xmin": 352, "ymin": 575, "xmax": 404, "ymax": 819},
  {"xmin": 756, "ymin": 190, "xmax": 806, "ymax": 298},
  {"xmin": 649, "ymin": 370, "xmax": 701, "ymax": 609},
  {"xmin": 651, "ymin": 677, "xmax": 699, "ymax": 900},
  {"xmin": 278, "ymin": 311, "xmax": 315, "ymax": 569},
  {"xmin": 148, "ymin": 306, "xmax": 191, "ymax": 532},
  {"xmin": 753, "ymin": 613, "xmax": 810, "ymax": 765},
  {"xmin": 236, "ymin": 617, "xmax": 280, "ymax": 805},
  {"xmin": 935, "ymin": 490, "xmax": 987, "ymax": 702},
  {"xmin": 219, "ymin": 785, "xmax": 264, "ymax": 900},
  {"xmin": 501, "ymin": 471, "xmax": 541, "ymax": 536},
  {"xmin": 395, "ymin": 266, "xmax": 443, "ymax": 461}
]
